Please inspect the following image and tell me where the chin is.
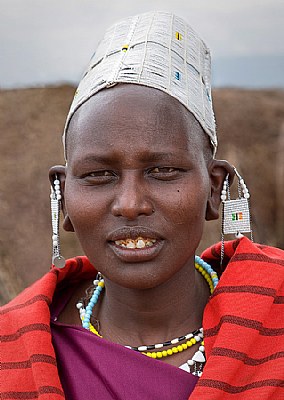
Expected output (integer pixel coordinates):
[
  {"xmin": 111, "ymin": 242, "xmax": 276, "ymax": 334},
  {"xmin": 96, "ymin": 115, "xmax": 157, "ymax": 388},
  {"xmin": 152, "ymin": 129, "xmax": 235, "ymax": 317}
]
[{"xmin": 102, "ymin": 264, "xmax": 171, "ymax": 291}]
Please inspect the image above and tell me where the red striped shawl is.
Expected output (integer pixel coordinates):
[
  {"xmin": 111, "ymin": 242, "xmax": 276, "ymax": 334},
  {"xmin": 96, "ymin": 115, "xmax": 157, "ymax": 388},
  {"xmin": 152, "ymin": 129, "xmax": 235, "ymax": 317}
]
[{"xmin": 1, "ymin": 237, "xmax": 283, "ymax": 399}]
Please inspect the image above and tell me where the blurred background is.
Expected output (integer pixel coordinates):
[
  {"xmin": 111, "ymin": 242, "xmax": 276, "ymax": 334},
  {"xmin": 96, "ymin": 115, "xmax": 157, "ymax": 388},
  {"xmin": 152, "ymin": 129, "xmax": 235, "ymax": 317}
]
[{"xmin": 0, "ymin": 0, "xmax": 283, "ymax": 304}]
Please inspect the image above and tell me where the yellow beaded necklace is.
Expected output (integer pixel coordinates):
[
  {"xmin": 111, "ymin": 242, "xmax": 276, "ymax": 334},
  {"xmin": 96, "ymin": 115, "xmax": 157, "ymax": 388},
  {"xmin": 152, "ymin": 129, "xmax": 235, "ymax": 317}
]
[
  {"xmin": 78, "ymin": 257, "xmax": 218, "ymax": 361},
  {"xmin": 88, "ymin": 318, "xmax": 205, "ymax": 360}
]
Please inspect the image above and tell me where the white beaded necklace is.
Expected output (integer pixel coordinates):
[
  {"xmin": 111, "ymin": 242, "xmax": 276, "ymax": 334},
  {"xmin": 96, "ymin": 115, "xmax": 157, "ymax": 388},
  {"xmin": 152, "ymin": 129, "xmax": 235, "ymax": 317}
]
[{"xmin": 77, "ymin": 256, "xmax": 218, "ymax": 377}]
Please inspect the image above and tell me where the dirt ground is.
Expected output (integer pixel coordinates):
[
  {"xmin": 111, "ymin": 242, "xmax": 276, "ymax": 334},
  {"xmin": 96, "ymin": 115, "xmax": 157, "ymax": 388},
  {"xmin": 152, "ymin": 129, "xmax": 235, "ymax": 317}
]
[{"xmin": 0, "ymin": 86, "xmax": 283, "ymax": 304}]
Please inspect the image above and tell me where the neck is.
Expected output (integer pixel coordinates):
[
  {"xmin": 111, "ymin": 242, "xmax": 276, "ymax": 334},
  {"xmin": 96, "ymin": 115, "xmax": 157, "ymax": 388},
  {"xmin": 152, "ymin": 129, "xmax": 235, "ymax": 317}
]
[{"xmin": 97, "ymin": 260, "xmax": 210, "ymax": 346}]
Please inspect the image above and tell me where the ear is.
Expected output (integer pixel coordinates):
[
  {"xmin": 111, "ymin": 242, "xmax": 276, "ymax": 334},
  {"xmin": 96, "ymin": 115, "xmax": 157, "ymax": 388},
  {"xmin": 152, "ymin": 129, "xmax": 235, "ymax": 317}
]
[
  {"xmin": 205, "ymin": 160, "xmax": 235, "ymax": 221},
  {"xmin": 49, "ymin": 165, "xmax": 74, "ymax": 232}
]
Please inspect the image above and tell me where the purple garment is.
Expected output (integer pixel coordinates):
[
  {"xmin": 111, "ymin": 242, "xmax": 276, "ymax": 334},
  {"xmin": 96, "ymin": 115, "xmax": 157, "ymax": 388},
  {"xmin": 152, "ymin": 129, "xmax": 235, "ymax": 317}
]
[{"xmin": 51, "ymin": 287, "xmax": 198, "ymax": 400}]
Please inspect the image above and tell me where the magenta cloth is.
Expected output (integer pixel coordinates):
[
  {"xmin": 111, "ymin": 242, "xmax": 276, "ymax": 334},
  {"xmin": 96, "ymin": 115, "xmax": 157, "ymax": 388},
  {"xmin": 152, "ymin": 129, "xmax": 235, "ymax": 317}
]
[{"xmin": 50, "ymin": 287, "xmax": 198, "ymax": 399}]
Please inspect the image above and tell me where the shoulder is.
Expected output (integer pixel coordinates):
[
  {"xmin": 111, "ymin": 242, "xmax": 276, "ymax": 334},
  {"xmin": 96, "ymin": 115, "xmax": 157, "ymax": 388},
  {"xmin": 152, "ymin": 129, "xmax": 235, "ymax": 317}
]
[
  {"xmin": 0, "ymin": 256, "xmax": 97, "ymax": 321},
  {"xmin": 229, "ymin": 238, "xmax": 284, "ymax": 276},
  {"xmin": 234, "ymin": 237, "xmax": 284, "ymax": 261},
  {"xmin": 202, "ymin": 237, "xmax": 284, "ymax": 274}
]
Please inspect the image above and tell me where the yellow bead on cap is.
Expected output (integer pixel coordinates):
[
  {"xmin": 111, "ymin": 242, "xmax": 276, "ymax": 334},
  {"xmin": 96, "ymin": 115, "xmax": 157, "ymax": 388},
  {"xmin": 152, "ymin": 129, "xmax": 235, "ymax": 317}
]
[
  {"xmin": 122, "ymin": 44, "xmax": 129, "ymax": 52},
  {"xmin": 175, "ymin": 31, "xmax": 182, "ymax": 40}
]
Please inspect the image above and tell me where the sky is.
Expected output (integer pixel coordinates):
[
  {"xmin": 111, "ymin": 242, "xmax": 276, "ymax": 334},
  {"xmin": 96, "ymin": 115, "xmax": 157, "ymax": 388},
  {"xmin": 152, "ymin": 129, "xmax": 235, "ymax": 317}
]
[{"xmin": 0, "ymin": 0, "xmax": 283, "ymax": 88}]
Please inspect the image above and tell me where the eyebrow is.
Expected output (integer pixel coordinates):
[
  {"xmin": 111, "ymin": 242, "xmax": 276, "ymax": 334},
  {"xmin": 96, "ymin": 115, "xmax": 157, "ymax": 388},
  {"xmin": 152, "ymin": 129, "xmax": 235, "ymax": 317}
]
[{"xmin": 73, "ymin": 151, "xmax": 184, "ymax": 165}]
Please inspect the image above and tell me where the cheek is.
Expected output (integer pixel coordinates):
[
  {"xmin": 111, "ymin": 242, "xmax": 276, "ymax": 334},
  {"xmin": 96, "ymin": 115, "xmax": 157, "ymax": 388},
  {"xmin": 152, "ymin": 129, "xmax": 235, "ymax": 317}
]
[
  {"xmin": 161, "ymin": 187, "xmax": 208, "ymax": 259},
  {"xmin": 161, "ymin": 186, "xmax": 208, "ymax": 226},
  {"xmin": 64, "ymin": 182, "xmax": 104, "ymax": 239}
]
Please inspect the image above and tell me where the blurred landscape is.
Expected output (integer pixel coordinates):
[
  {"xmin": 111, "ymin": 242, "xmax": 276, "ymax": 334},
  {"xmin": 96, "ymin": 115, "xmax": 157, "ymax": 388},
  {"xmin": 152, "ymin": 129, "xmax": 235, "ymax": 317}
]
[{"xmin": 0, "ymin": 86, "xmax": 283, "ymax": 304}]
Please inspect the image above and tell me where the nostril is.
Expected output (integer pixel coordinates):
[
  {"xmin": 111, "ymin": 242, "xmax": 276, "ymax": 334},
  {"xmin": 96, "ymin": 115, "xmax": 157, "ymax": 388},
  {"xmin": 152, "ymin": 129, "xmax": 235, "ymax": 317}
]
[
  {"xmin": 111, "ymin": 198, "xmax": 154, "ymax": 219},
  {"xmin": 111, "ymin": 175, "xmax": 154, "ymax": 219}
]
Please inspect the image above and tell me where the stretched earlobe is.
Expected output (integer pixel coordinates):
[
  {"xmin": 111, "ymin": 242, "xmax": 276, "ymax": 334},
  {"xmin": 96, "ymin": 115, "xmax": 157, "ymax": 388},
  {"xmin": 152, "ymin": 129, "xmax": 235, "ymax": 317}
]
[
  {"xmin": 205, "ymin": 160, "xmax": 234, "ymax": 221},
  {"xmin": 63, "ymin": 215, "xmax": 75, "ymax": 232},
  {"xmin": 49, "ymin": 165, "xmax": 75, "ymax": 233}
]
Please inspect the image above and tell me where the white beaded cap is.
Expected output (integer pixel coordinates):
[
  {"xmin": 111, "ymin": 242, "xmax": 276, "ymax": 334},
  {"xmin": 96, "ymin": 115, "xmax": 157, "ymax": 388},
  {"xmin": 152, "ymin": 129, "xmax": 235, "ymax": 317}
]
[{"xmin": 62, "ymin": 11, "xmax": 217, "ymax": 159}]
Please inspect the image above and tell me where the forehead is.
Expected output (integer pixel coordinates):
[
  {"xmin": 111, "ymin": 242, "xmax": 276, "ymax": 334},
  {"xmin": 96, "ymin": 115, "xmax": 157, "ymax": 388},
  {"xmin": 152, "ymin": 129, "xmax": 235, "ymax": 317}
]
[{"xmin": 66, "ymin": 84, "xmax": 205, "ymax": 163}]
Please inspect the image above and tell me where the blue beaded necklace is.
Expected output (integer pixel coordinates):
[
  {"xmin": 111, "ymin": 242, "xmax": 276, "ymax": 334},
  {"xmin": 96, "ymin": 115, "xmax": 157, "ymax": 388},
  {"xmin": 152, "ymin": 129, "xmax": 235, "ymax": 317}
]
[
  {"xmin": 77, "ymin": 256, "xmax": 218, "ymax": 334},
  {"xmin": 76, "ymin": 256, "xmax": 218, "ymax": 377}
]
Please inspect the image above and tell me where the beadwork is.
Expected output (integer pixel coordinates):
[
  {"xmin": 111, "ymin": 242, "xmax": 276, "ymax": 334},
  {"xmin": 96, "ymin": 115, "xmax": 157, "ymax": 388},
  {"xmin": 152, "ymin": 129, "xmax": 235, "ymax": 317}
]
[
  {"xmin": 50, "ymin": 178, "xmax": 65, "ymax": 268},
  {"xmin": 87, "ymin": 322, "xmax": 203, "ymax": 357},
  {"xmin": 78, "ymin": 278, "xmax": 105, "ymax": 330},
  {"xmin": 77, "ymin": 257, "xmax": 216, "ymax": 376},
  {"xmin": 85, "ymin": 316, "xmax": 206, "ymax": 376},
  {"xmin": 194, "ymin": 255, "xmax": 218, "ymax": 294},
  {"xmin": 142, "ymin": 335, "xmax": 203, "ymax": 359},
  {"xmin": 62, "ymin": 12, "xmax": 218, "ymax": 161},
  {"xmin": 126, "ymin": 328, "xmax": 202, "ymax": 352},
  {"xmin": 221, "ymin": 169, "xmax": 252, "ymax": 236},
  {"xmin": 77, "ymin": 256, "xmax": 218, "ymax": 350}
]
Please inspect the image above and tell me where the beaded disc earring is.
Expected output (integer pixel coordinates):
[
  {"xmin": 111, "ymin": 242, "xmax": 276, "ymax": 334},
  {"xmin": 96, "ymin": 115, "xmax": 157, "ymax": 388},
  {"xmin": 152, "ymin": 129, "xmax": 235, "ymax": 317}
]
[
  {"xmin": 50, "ymin": 177, "xmax": 66, "ymax": 268},
  {"xmin": 221, "ymin": 168, "xmax": 253, "ymax": 265}
]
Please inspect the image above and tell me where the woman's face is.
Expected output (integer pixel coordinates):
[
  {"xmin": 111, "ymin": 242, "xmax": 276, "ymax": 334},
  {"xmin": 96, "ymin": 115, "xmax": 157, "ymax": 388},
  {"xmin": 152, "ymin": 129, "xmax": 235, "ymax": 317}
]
[{"xmin": 63, "ymin": 84, "xmax": 215, "ymax": 289}]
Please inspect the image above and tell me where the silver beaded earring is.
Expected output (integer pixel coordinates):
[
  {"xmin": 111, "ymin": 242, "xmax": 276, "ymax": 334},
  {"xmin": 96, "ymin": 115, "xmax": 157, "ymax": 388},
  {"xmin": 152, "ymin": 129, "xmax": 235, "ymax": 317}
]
[
  {"xmin": 50, "ymin": 177, "xmax": 66, "ymax": 268},
  {"xmin": 221, "ymin": 168, "xmax": 253, "ymax": 265}
]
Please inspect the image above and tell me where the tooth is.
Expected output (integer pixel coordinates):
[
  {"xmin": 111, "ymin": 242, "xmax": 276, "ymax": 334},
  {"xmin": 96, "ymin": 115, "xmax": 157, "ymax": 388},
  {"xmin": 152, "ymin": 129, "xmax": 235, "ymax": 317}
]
[
  {"xmin": 115, "ymin": 237, "xmax": 157, "ymax": 249},
  {"xmin": 136, "ymin": 239, "xmax": 146, "ymax": 248}
]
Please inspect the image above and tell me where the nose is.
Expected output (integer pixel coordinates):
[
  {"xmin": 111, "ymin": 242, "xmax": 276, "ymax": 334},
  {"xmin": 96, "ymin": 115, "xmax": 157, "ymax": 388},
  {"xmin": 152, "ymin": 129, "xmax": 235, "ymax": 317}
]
[{"xmin": 111, "ymin": 171, "xmax": 154, "ymax": 220}]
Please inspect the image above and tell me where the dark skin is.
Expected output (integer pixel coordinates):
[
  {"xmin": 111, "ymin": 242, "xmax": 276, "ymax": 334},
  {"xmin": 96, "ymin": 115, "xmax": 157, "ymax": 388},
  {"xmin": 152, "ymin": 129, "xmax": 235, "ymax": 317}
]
[{"xmin": 50, "ymin": 84, "xmax": 233, "ymax": 367}]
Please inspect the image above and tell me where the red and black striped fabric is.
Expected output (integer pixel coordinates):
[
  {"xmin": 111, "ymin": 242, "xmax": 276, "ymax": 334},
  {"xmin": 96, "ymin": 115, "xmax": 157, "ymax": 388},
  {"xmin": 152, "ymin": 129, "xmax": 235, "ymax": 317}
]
[
  {"xmin": 1, "ymin": 237, "xmax": 283, "ymax": 399},
  {"xmin": 0, "ymin": 257, "xmax": 96, "ymax": 399},
  {"xmin": 192, "ymin": 237, "xmax": 284, "ymax": 399}
]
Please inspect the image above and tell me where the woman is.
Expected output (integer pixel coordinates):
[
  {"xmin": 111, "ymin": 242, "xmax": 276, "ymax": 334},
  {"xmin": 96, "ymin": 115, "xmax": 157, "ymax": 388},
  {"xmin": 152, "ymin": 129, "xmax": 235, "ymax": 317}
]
[{"xmin": 1, "ymin": 11, "xmax": 283, "ymax": 400}]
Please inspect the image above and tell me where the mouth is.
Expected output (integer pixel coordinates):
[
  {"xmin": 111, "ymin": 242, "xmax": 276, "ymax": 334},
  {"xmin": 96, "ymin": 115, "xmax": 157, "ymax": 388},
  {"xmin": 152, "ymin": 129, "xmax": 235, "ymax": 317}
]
[
  {"xmin": 107, "ymin": 227, "xmax": 164, "ymax": 262},
  {"xmin": 114, "ymin": 237, "xmax": 157, "ymax": 249}
]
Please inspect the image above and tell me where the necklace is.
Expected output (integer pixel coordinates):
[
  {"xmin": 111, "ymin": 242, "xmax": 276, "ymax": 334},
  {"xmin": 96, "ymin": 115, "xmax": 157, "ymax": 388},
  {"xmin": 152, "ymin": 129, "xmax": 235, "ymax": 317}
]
[
  {"xmin": 76, "ymin": 256, "xmax": 218, "ymax": 376},
  {"xmin": 126, "ymin": 328, "xmax": 202, "ymax": 352}
]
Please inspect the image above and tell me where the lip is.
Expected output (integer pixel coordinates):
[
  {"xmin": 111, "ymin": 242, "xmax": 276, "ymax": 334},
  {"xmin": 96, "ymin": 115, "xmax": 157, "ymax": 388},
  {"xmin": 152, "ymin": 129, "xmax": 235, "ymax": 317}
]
[
  {"xmin": 107, "ymin": 226, "xmax": 164, "ymax": 242},
  {"xmin": 107, "ymin": 226, "xmax": 164, "ymax": 263}
]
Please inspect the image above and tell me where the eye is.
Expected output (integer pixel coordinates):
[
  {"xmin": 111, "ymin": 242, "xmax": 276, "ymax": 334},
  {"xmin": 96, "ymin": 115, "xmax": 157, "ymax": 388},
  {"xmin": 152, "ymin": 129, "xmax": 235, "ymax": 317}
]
[
  {"xmin": 82, "ymin": 170, "xmax": 117, "ymax": 184},
  {"xmin": 151, "ymin": 167, "xmax": 175, "ymax": 173},
  {"xmin": 147, "ymin": 167, "xmax": 183, "ymax": 180},
  {"xmin": 88, "ymin": 171, "xmax": 113, "ymax": 177}
]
